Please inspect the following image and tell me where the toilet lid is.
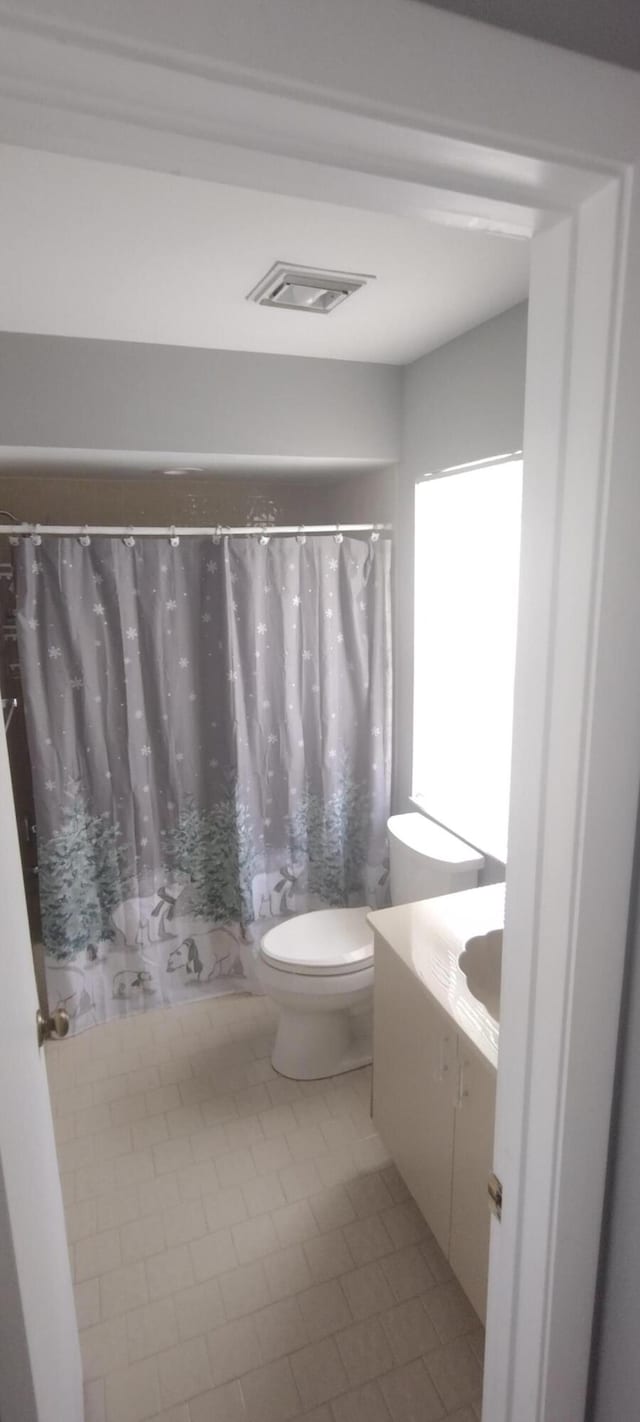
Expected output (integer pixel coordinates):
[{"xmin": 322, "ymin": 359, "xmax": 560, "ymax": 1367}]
[{"xmin": 260, "ymin": 907, "xmax": 374, "ymax": 976}]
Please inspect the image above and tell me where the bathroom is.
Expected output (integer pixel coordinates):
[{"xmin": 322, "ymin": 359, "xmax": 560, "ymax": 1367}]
[{"xmin": 0, "ymin": 143, "xmax": 529, "ymax": 1422}]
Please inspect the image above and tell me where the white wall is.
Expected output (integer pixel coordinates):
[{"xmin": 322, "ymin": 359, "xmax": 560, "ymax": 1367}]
[
  {"xmin": 0, "ymin": 333, "xmax": 400, "ymax": 465},
  {"xmin": 394, "ymin": 303, "xmax": 528, "ymax": 853}
]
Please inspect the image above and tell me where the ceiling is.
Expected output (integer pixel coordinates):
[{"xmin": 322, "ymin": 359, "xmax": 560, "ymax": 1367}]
[{"xmin": 0, "ymin": 145, "xmax": 529, "ymax": 367}]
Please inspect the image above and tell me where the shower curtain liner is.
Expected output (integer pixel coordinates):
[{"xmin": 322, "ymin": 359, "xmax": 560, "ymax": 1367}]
[{"xmin": 14, "ymin": 534, "xmax": 392, "ymax": 1031}]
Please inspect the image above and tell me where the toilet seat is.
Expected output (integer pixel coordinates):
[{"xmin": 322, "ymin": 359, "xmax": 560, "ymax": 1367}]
[{"xmin": 260, "ymin": 906, "xmax": 373, "ymax": 977}]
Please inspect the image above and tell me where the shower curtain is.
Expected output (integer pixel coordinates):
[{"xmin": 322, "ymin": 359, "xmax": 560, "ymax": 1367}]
[{"xmin": 14, "ymin": 534, "xmax": 392, "ymax": 1030}]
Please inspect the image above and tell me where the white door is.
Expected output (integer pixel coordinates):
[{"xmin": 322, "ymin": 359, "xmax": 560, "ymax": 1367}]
[
  {"xmin": 0, "ymin": 714, "xmax": 83, "ymax": 1422},
  {"xmin": 373, "ymin": 936, "xmax": 455, "ymax": 1254}
]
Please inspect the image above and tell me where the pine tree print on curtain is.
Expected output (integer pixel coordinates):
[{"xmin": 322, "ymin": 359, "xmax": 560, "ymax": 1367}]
[
  {"xmin": 14, "ymin": 533, "xmax": 392, "ymax": 1031},
  {"xmin": 220, "ymin": 534, "xmax": 391, "ymax": 924}
]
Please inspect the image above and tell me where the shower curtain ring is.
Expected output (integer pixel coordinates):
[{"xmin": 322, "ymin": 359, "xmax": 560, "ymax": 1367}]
[
  {"xmin": 370, "ymin": 528, "xmax": 380, "ymax": 543},
  {"xmin": 169, "ymin": 526, "xmax": 180, "ymax": 547},
  {"xmin": 212, "ymin": 526, "xmax": 222, "ymax": 544},
  {"xmin": 123, "ymin": 527, "xmax": 135, "ymax": 547},
  {"xmin": 30, "ymin": 525, "xmax": 42, "ymax": 547},
  {"xmin": 296, "ymin": 526, "xmax": 307, "ymax": 544},
  {"xmin": 333, "ymin": 525, "xmax": 343, "ymax": 544},
  {"xmin": 259, "ymin": 528, "xmax": 270, "ymax": 546},
  {"xmin": 79, "ymin": 525, "xmax": 91, "ymax": 547}
]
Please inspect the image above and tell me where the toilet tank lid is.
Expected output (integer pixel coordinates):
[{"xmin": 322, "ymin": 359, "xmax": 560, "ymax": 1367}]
[{"xmin": 387, "ymin": 813, "xmax": 485, "ymax": 871}]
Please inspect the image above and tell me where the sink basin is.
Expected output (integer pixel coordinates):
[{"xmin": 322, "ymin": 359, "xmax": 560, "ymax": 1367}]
[{"xmin": 458, "ymin": 929, "xmax": 502, "ymax": 1021}]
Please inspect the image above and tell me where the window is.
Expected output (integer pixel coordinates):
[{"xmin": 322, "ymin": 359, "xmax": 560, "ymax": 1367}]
[{"xmin": 412, "ymin": 457, "xmax": 523, "ymax": 863}]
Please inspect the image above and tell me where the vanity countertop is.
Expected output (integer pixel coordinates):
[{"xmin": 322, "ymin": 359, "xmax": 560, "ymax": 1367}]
[{"xmin": 368, "ymin": 882, "xmax": 504, "ymax": 1070}]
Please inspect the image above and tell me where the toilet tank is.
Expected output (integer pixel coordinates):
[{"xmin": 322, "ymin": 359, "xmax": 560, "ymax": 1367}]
[{"xmin": 388, "ymin": 813, "xmax": 485, "ymax": 905}]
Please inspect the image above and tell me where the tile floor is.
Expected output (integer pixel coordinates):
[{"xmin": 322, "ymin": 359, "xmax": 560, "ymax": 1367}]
[{"xmin": 47, "ymin": 992, "xmax": 484, "ymax": 1422}]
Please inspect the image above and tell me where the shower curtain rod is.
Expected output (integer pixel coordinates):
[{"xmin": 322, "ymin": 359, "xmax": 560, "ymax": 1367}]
[{"xmin": 4, "ymin": 522, "xmax": 391, "ymax": 539}]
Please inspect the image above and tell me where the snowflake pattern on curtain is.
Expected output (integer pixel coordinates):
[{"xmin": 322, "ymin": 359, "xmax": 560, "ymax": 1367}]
[{"xmin": 14, "ymin": 534, "xmax": 392, "ymax": 1031}]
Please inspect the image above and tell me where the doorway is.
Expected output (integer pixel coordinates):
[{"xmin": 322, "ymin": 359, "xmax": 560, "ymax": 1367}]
[
  {"xmin": 0, "ymin": 9, "xmax": 638, "ymax": 1422},
  {"xmin": 0, "ymin": 242, "xmax": 527, "ymax": 1422}
]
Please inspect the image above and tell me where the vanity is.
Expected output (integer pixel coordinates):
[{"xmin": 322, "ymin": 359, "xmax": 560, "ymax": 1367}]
[{"xmin": 368, "ymin": 882, "xmax": 503, "ymax": 1322}]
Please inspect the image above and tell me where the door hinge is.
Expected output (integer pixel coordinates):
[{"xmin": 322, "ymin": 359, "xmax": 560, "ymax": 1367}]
[{"xmin": 488, "ymin": 1171, "xmax": 503, "ymax": 1221}]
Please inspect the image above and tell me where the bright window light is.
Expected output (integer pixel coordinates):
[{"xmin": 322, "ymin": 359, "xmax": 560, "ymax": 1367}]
[{"xmin": 412, "ymin": 458, "xmax": 523, "ymax": 863}]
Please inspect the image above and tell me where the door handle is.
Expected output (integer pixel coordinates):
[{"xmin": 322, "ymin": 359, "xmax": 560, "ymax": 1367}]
[
  {"xmin": 36, "ymin": 1007, "xmax": 70, "ymax": 1048},
  {"xmin": 435, "ymin": 1034, "xmax": 450, "ymax": 1082},
  {"xmin": 455, "ymin": 1055, "xmax": 469, "ymax": 1109}
]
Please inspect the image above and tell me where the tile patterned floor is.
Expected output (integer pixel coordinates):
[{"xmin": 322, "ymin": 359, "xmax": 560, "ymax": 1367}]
[{"xmin": 47, "ymin": 993, "xmax": 484, "ymax": 1422}]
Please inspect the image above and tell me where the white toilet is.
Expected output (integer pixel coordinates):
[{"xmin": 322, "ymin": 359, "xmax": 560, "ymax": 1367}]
[{"xmin": 256, "ymin": 813, "xmax": 485, "ymax": 1080}]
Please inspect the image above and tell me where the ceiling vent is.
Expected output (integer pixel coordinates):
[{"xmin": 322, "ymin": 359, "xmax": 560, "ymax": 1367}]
[{"xmin": 247, "ymin": 261, "xmax": 372, "ymax": 314}]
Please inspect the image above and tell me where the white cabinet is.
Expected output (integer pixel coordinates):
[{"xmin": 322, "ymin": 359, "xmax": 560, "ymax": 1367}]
[
  {"xmin": 373, "ymin": 935, "xmax": 454, "ymax": 1255},
  {"xmin": 449, "ymin": 1042, "xmax": 497, "ymax": 1319},
  {"xmin": 373, "ymin": 931, "xmax": 496, "ymax": 1322}
]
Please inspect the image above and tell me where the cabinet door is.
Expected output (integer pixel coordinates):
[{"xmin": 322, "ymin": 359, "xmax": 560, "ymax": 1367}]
[
  {"xmin": 449, "ymin": 1044, "xmax": 497, "ymax": 1322},
  {"xmin": 372, "ymin": 935, "xmax": 455, "ymax": 1255}
]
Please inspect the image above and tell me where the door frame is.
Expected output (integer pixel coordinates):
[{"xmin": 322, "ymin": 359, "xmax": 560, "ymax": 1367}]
[{"xmin": 1, "ymin": 7, "xmax": 639, "ymax": 1419}]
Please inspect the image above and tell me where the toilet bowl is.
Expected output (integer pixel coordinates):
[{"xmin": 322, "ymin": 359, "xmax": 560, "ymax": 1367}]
[
  {"xmin": 256, "ymin": 907, "xmax": 374, "ymax": 1080},
  {"xmin": 257, "ymin": 814, "xmax": 485, "ymax": 1080}
]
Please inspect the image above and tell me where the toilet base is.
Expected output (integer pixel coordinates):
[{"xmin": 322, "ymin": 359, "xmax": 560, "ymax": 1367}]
[{"xmin": 271, "ymin": 1004, "xmax": 372, "ymax": 1081}]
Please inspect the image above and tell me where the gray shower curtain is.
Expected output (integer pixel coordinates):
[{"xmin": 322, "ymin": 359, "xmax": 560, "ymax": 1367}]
[{"xmin": 14, "ymin": 533, "xmax": 392, "ymax": 1030}]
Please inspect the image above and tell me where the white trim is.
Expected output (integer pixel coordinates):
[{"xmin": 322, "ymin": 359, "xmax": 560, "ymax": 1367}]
[
  {"xmin": 0, "ymin": 8, "xmax": 639, "ymax": 1420},
  {"xmin": 0, "ymin": 3, "xmax": 633, "ymax": 167},
  {"xmin": 0, "ymin": 13, "xmax": 616, "ymax": 237},
  {"xmin": 486, "ymin": 176, "xmax": 640, "ymax": 1420}
]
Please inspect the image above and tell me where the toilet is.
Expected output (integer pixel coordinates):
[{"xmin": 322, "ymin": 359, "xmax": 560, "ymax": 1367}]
[{"xmin": 256, "ymin": 813, "xmax": 485, "ymax": 1080}]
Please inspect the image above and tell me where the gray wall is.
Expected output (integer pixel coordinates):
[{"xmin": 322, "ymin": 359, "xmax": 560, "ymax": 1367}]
[
  {"xmin": 0, "ymin": 333, "xmax": 400, "ymax": 465},
  {"xmin": 394, "ymin": 303, "xmax": 528, "ymax": 869},
  {"xmin": 418, "ymin": 0, "xmax": 640, "ymax": 73},
  {"xmin": 0, "ymin": 311, "xmax": 525, "ymax": 478},
  {"xmin": 0, "ymin": 469, "xmax": 393, "ymax": 532},
  {"xmin": 402, "ymin": 301, "xmax": 527, "ymax": 482}
]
